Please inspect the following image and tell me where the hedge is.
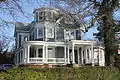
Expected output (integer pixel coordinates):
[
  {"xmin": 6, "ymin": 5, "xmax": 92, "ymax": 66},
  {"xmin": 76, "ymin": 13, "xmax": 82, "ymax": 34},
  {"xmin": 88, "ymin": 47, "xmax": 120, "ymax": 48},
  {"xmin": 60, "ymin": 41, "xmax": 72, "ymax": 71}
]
[{"xmin": 0, "ymin": 67, "xmax": 120, "ymax": 80}]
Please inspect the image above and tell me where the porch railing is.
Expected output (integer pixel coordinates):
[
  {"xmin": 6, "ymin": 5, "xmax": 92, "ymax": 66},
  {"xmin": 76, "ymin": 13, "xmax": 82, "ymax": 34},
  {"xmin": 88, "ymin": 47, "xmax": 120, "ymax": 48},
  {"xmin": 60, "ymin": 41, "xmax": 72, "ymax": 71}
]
[
  {"xmin": 29, "ymin": 58, "xmax": 43, "ymax": 63},
  {"xmin": 47, "ymin": 58, "xmax": 65, "ymax": 63},
  {"xmin": 28, "ymin": 58, "xmax": 67, "ymax": 64}
]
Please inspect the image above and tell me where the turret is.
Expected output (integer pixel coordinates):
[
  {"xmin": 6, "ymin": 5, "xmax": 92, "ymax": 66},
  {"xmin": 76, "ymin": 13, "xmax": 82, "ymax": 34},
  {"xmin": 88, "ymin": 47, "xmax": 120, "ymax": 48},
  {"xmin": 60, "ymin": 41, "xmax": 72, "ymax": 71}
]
[{"xmin": 33, "ymin": 7, "xmax": 60, "ymax": 22}]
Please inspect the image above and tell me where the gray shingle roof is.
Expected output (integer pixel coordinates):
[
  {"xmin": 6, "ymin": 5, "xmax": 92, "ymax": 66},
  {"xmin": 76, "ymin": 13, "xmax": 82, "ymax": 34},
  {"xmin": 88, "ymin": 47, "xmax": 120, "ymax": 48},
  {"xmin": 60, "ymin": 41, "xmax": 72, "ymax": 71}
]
[{"xmin": 15, "ymin": 22, "xmax": 31, "ymax": 31}]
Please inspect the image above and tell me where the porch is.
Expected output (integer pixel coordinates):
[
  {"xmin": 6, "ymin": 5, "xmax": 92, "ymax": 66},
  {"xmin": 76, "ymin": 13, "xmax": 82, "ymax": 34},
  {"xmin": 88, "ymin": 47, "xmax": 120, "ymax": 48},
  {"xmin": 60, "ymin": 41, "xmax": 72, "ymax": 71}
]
[{"xmin": 15, "ymin": 40, "xmax": 95, "ymax": 66}]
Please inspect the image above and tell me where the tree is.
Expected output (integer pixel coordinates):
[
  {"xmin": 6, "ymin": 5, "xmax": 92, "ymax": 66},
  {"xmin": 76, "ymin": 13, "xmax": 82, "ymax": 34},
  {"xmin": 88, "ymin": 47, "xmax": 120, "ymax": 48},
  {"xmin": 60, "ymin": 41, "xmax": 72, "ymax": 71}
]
[
  {"xmin": 50, "ymin": 0, "xmax": 120, "ymax": 66},
  {"xmin": 97, "ymin": 0, "xmax": 120, "ymax": 66},
  {"xmin": 0, "ymin": 35, "xmax": 14, "ymax": 53},
  {"xmin": 0, "ymin": 0, "xmax": 30, "ymax": 53},
  {"xmin": 0, "ymin": 0, "xmax": 120, "ymax": 66}
]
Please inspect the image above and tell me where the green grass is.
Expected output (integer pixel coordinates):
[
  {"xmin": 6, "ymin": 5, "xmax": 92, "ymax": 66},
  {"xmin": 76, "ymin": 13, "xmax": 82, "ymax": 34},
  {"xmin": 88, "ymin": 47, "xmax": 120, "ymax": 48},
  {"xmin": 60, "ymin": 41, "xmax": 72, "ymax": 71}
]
[{"xmin": 0, "ymin": 67, "xmax": 120, "ymax": 80}]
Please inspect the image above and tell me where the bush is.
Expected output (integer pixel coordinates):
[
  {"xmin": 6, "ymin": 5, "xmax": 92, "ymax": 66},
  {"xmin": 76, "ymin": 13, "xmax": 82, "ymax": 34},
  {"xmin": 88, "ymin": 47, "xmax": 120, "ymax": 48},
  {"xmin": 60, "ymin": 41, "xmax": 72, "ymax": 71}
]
[
  {"xmin": 0, "ymin": 67, "xmax": 120, "ymax": 80},
  {"xmin": 114, "ymin": 55, "xmax": 120, "ymax": 68}
]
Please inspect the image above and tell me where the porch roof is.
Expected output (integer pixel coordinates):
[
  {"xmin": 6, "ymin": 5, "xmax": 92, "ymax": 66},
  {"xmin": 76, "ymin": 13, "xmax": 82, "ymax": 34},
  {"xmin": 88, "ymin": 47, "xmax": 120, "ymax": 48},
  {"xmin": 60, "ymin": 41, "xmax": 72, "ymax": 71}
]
[
  {"xmin": 23, "ymin": 40, "xmax": 95, "ymax": 47},
  {"xmin": 23, "ymin": 41, "xmax": 67, "ymax": 46},
  {"xmin": 67, "ymin": 40, "xmax": 94, "ymax": 46}
]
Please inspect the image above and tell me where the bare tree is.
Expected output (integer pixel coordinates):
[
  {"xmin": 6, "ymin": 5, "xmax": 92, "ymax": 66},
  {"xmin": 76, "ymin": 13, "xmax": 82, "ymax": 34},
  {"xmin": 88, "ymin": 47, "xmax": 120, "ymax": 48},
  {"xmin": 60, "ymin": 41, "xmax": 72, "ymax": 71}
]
[
  {"xmin": 49, "ymin": 0, "xmax": 120, "ymax": 66},
  {"xmin": 0, "ymin": 0, "xmax": 31, "ymax": 52},
  {"xmin": 0, "ymin": 0, "xmax": 120, "ymax": 66}
]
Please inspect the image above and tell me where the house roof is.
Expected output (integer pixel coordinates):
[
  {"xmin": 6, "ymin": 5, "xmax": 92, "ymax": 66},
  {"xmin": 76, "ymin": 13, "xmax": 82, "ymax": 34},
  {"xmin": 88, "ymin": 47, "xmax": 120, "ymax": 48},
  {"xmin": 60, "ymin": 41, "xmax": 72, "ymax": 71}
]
[
  {"xmin": 14, "ymin": 22, "xmax": 31, "ymax": 37},
  {"xmin": 33, "ymin": 7, "xmax": 59, "ymax": 13},
  {"xmin": 15, "ymin": 22, "xmax": 31, "ymax": 31}
]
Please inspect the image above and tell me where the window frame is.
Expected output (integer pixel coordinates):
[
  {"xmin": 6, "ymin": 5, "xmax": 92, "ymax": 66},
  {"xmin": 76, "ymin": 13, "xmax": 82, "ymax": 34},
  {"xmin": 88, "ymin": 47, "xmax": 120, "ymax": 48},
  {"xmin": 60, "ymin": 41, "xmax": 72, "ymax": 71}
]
[
  {"xmin": 37, "ymin": 28, "xmax": 44, "ymax": 39},
  {"xmin": 46, "ymin": 27, "xmax": 54, "ymax": 38}
]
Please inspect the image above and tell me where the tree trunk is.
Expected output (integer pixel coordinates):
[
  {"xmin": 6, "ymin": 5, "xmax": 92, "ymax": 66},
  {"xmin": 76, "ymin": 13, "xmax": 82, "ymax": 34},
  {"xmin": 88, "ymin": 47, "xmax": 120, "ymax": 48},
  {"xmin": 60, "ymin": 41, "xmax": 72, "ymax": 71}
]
[{"xmin": 99, "ymin": 0, "xmax": 118, "ymax": 66}]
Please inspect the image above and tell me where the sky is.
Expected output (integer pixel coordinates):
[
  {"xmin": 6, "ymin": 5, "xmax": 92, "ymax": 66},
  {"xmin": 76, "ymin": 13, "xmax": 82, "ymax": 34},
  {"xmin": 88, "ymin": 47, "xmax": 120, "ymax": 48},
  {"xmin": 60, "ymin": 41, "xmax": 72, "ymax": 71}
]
[
  {"xmin": 1, "ymin": 0, "xmax": 97, "ymax": 41},
  {"xmin": 0, "ymin": 0, "xmax": 120, "ymax": 50}
]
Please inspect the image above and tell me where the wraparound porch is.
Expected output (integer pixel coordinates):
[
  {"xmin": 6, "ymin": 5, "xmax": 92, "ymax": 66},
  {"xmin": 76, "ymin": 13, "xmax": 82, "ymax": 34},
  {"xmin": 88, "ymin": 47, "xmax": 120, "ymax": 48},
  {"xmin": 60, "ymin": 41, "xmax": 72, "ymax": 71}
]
[{"xmin": 15, "ymin": 40, "xmax": 95, "ymax": 66}]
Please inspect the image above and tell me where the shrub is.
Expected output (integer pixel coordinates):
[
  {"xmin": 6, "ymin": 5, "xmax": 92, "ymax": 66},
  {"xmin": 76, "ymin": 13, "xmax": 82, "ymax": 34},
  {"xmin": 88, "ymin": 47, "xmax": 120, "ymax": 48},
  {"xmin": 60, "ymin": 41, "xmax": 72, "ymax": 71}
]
[{"xmin": 0, "ymin": 67, "xmax": 120, "ymax": 80}]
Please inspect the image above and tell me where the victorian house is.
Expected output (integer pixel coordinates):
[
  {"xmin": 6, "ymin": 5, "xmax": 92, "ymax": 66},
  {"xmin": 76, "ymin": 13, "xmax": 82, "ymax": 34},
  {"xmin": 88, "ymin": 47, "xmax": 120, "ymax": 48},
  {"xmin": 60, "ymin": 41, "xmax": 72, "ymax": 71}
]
[{"xmin": 14, "ymin": 7, "xmax": 105, "ymax": 67}]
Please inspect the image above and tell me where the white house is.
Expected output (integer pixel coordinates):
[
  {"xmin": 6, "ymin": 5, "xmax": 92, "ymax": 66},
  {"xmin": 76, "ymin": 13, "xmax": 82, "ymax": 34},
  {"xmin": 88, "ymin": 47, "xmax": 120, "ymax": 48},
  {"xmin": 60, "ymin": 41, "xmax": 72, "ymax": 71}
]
[{"xmin": 14, "ymin": 7, "xmax": 105, "ymax": 67}]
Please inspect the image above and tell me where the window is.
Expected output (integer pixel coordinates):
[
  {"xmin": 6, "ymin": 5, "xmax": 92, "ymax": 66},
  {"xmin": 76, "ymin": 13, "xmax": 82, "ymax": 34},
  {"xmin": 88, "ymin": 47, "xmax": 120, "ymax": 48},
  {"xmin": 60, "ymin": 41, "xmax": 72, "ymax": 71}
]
[
  {"xmin": 47, "ymin": 28, "xmax": 54, "ymax": 38},
  {"xmin": 64, "ymin": 30, "xmax": 70, "ymax": 41},
  {"xmin": 48, "ymin": 48, "xmax": 54, "ymax": 58},
  {"xmin": 19, "ymin": 35, "xmax": 21, "ymax": 47},
  {"xmin": 56, "ymin": 28, "xmax": 64, "ymax": 41},
  {"xmin": 38, "ymin": 49, "xmax": 42, "ymax": 58},
  {"xmin": 76, "ymin": 30, "xmax": 81, "ymax": 40},
  {"xmin": 87, "ymin": 49, "xmax": 89, "ymax": 60},
  {"xmin": 69, "ymin": 31, "xmax": 74, "ymax": 40},
  {"xmin": 37, "ymin": 28, "xmax": 43, "ymax": 38},
  {"xmin": 39, "ymin": 12, "xmax": 43, "ymax": 21},
  {"xmin": 36, "ymin": 12, "xmax": 44, "ymax": 21},
  {"xmin": 30, "ymin": 47, "xmax": 35, "ymax": 58},
  {"xmin": 30, "ymin": 32, "xmax": 34, "ymax": 40},
  {"xmin": 64, "ymin": 30, "xmax": 75, "ymax": 41},
  {"xmin": 36, "ymin": 12, "xmax": 38, "ymax": 21},
  {"xmin": 46, "ymin": 11, "xmax": 52, "ymax": 20}
]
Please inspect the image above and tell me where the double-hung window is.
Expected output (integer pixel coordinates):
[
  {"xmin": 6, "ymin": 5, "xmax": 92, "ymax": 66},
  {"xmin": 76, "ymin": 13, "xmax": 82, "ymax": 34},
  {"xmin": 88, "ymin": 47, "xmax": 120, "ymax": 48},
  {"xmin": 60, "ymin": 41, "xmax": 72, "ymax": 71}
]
[
  {"xmin": 47, "ymin": 28, "xmax": 54, "ymax": 38},
  {"xmin": 37, "ymin": 28, "xmax": 43, "ymax": 38}
]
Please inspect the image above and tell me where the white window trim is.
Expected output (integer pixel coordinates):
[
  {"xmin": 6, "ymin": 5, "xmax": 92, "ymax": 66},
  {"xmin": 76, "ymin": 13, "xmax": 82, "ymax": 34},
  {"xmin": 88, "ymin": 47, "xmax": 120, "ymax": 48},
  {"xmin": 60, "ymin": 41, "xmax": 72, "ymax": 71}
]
[
  {"xmin": 37, "ymin": 28, "xmax": 44, "ymax": 39},
  {"xmin": 46, "ymin": 27, "xmax": 54, "ymax": 38}
]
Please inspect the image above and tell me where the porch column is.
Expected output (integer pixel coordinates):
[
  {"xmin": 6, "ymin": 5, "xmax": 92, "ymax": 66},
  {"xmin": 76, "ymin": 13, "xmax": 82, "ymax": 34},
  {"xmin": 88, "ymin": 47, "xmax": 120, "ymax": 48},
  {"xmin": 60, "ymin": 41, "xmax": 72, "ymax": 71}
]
[
  {"xmin": 72, "ymin": 44, "xmax": 75, "ymax": 63},
  {"xmin": 91, "ymin": 43, "xmax": 95, "ymax": 66},
  {"xmin": 85, "ymin": 47, "xmax": 88, "ymax": 64},
  {"xmin": 21, "ymin": 50, "xmax": 23, "ymax": 64},
  {"xmin": 88, "ymin": 47, "xmax": 91, "ymax": 62},
  {"xmin": 43, "ymin": 45, "xmax": 45, "ymax": 63},
  {"xmin": 23, "ymin": 48, "xmax": 25, "ymax": 63},
  {"xmin": 77, "ymin": 47, "xmax": 80, "ymax": 65},
  {"xmin": 36, "ymin": 47, "xmax": 38, "ymax": 58},
  {"xmin": 24, "ymin": 47, "xmax": 27, "ymax": 63},
  {"xmin": 64, "ymin": 46, "xmax": 67, "ymax": 64},
  {"xmin": 17, "ymin": 53, "xmax": 19, "ymax": 65},
  {"xmin": 81, "ymin": 47, "xmax": 84, "ymax": 65},
  {"xmin": 27, "ymin": 45, "xmax": 30, "ymax": 63},
  {"xmin": 98, "ymin": 47, "xmax": 100, "ymax": 66},
  {"xmin": 20, "ymin": 51, "xmax": 21, "ymax": 64},
  {"xmin": 45, "ymin": 45, "xmax": 48, "ymax": 63},
  {"xmin": 67, "ymin": 46, "xmax": 70, "ymax": 64}
]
